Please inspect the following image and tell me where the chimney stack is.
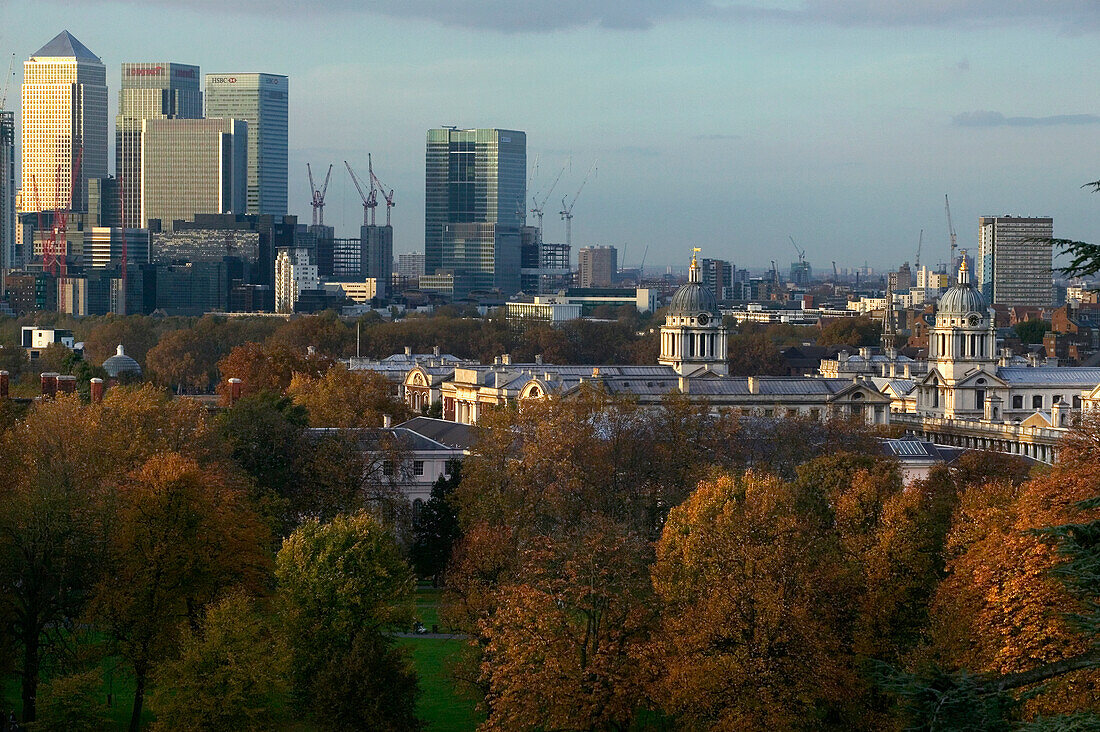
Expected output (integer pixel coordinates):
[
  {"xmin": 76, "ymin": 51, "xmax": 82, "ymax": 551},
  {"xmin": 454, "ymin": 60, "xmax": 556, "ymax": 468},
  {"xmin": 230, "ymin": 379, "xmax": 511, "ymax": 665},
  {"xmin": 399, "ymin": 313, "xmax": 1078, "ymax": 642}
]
[
  {"xmin": 383, "ymin": 414, "xmax": 393, "ymax": 428},
  {"xmin": 228, "ymin": 378, "xmax": 243, "ymax": 404},
  {"xmin": 0, "ymin": 370, "xmax": 8, "ymax": 399},
  {"xmin": 433, "ymin": 345, "xmax": 441, "ymax": 356},
  {"xmin": 57, "ymin": 375, "xmax": 77, "ymax": 394},
  {"xmin": 90, "ymin": 378, "xmax": 104, "ymax": 404},
  {"xmin": 404, "ymin": 346, "xmax": 412, "ymax": 356},
  {"xmin": 40, "ymin": 372, "xmax": 59, "ymax": 399}
]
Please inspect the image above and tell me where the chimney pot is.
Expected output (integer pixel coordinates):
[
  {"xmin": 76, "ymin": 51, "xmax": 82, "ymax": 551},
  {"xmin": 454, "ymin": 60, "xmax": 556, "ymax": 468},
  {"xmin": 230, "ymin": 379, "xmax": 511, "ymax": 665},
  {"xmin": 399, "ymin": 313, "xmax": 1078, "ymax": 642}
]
[
  {"xmin": 383, "ymin": 414, "xmax": 393, "ymax": 428},
  {"xmin": 535, "ymin": 354, "xmax": 543, "ymax": 365},
  {"xmin": 90, "ymin": 378, "xmax": 104, "ymax": 404},
  {"xmin": 405, "ymin": 346, "xmax": 412, "ymax": 356},
  {"xmin": 57, "ymin": 375, "xmax": 77, "ymax": 394},
  {"xmin": 41, "ymin": 372, "xmax": 59, "ymax": 399},
  {"xmin": 228, "ymin": 377, "xmax": 243, "ymax": 404},
  {"xmin": 433, "ymin": 345, "xmax": 441, "ymax": 356}
]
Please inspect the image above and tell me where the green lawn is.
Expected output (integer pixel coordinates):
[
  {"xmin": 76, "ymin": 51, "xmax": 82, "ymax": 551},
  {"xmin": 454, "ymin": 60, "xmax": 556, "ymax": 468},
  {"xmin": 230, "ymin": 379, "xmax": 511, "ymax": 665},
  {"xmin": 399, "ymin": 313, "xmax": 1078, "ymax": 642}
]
[{"xmin": 400, "ymin": 637, "xmax": 483, "ymax": 732}]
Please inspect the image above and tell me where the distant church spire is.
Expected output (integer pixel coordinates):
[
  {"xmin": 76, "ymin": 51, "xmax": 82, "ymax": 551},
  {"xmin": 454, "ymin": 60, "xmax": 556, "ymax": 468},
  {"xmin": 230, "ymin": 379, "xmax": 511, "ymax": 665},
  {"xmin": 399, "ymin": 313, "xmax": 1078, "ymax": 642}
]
[
  {"xmin": 881, "ymin": 279, "xmax": 896, "ymax": 352},
  {"xmin": 689, "ymin": 247, "xmax": 701, "ymax": 283}
]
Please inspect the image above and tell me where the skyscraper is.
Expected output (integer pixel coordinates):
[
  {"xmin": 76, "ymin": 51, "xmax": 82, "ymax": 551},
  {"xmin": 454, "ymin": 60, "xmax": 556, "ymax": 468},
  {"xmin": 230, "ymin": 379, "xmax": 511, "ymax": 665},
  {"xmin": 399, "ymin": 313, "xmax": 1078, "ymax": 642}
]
[
  {"xmin": 0, "ymin": 111, "xmax": 14, "ymax": 293},
  {"xmin": 204, "ymin": 73, "xmax": 288, "ymax": 216},
  {"xmin": 977, "ymin": 216, "xmax": 1054, "ymax": 307},
  {"xmin": 117, "ymin": 62, "xmax": 202, "ymax": 227},
  {"xmin": 140, "ymin": 118, "xmax": 247, "ymax": 229},
  {"xmin": 425, "ymin": 128, "xmax": 526, "ymax": 296},
  {"xmin": 362, "ymin": 224, "xmax": 393, "ymax": 297},
  {"xmin": 21, "ymin": 31, "xmax": 108, "ymax": 213}
]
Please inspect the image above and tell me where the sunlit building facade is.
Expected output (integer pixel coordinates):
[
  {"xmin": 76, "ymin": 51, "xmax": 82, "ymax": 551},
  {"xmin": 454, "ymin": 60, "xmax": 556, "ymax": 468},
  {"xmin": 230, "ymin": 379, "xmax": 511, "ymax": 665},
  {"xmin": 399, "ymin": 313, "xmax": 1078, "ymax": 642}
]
[{"xmin": 21, "ymin": 31, "xmax": 108, "ymax": 213}]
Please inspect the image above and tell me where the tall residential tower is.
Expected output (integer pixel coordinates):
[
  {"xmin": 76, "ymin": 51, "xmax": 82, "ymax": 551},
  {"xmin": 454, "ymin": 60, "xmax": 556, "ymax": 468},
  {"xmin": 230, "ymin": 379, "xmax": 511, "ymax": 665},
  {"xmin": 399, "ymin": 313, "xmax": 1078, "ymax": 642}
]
[
  {"xmin": 21, "ymin": 31, "xmax": 108, "ymax": 212},
  {"xmin": 204, "ymin": 73, "xmax": 288, "ymax": 216},
  {"xmin": 0, "ymin": 112, "xmax": 14, "ymax": 290},
  {"xmin": 976, "ymin": 216, "xmax": 1054, "ymax": 308},
  {"xmin": 117, "ymin": 62, "xmax": 202, "ymax": 227},
  {"xmin": 425, "ymin": 127, "xmax": 526, "ymax": 296}
]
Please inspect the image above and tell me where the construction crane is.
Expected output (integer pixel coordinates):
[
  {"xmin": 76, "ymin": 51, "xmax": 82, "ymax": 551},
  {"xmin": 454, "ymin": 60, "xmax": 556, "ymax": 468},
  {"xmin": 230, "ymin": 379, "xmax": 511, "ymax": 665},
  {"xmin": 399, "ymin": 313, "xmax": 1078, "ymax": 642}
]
[
  {"xmin": 770, "ymin": 260, "xmax": 780, "ymax": 288},
  {"xmin": 788, "ymin": 235, "xmax": 806, "ymax": 265},
  {"xmin": 368, "ymin": 155, "xmax": 395, "ymax": 227},
  {"xmin": 307, "ymin": 163, "xmax": 333, "ymax": 227},
  {"xmin": 530, "ymin": 163, "xmax": 565, "ymax": 244},
  {"xmin": 915, "ymin": 229, "xmax": 923, "ymax": 270},
  {"xmin": 344, "ymin": 160, "xmax": 377, "ymax": 226},
  {"xmin": 945, "ymin": 194, "xmax": 958, "ymax": 279},
  {"xmin": 0, "ymin": 53, "xmax": 14, "ymax": 110},
  {"xmin": 639, "ymin": 245, "xmax": 649, "ymax": 279},
  {"xmin": 44, "ymin": 148, "xmax": 82, "ymax": 310},
  {"xmin": 559, "ymin": 160, "xmax": 597, "ymax": 250},
  {"xmin": 832, "ymin": 261, "xmax": 838, "ymax": 282}
]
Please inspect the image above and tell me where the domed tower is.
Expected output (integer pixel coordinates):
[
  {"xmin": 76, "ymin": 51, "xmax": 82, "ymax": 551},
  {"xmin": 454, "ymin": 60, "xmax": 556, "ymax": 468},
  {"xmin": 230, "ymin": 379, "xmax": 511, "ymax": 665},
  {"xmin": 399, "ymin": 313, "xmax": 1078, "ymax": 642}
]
[
  {"xmin": 929, "ymin": 255, "xmax": 996, "ymax": 382},
  {"xmin": 659, "ymin": 249, "xmax": 728, "ymax": 375}
]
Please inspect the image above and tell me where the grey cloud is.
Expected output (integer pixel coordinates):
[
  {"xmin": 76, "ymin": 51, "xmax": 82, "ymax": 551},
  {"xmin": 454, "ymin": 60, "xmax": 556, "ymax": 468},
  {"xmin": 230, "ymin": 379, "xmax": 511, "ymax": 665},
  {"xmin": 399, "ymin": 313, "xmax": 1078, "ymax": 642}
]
[
  {"xmin": 953, "ymin": 110, "xmax": 1100, "ymax": 127},
  {"xmin": 43, "ymin": 0, "xmax": 1100, "ymax": 33}
]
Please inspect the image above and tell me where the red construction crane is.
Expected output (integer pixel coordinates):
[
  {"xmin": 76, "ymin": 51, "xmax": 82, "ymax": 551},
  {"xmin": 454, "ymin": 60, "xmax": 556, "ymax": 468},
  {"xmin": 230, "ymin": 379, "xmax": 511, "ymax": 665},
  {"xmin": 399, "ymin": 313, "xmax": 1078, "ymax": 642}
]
[
  {"xmin": 369, "ymin": 155, "xmax": 395, "ymax": 227},
  {"xmin": 344, "ymin": 159, "xmax": 377, "ymax": 226},
  {"xmin": 41, "ymin": 148, "xmax": 82, "ymax": 310},
  {"xmin": 307, "ymin": 163, "xmax": 333, "ymax": 227}
]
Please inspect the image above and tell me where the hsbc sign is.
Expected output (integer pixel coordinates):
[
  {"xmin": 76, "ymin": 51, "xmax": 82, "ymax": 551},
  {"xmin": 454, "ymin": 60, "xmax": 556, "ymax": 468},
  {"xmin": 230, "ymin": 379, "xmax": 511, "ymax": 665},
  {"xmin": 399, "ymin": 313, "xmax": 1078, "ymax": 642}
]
[{"xmin": 209, "ymin": 76, "xmax": 237, "ymax": 84}]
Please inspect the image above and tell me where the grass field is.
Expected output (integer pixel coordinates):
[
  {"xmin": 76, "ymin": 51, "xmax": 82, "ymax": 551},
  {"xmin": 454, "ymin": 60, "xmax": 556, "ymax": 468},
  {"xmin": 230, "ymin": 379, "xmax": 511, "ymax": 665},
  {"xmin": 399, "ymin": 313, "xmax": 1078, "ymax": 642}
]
[{"xmin": 400, "ymin": 637, "xmax": 483, "ymax": 732}]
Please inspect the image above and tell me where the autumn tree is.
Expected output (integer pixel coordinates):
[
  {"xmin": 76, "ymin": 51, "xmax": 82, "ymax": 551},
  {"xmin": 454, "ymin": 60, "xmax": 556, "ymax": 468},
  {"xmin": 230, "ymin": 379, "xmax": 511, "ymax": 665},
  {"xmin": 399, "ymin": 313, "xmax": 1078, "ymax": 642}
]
[
  {"xmin": 215, "ymin": 341, "xmax": 333, "ymax": 403},
  {"xmin": 0, "ymin": 397, "xmax": 108, "ymax": 724},
  {"xmin": 149, "ymin": 592, "xmax": 288, "ymax": 731},
  {"xmin": 90, "ymin": 452, "xmax": 271, "ymax": 731},
  {"xmin": 817, "ymin": 315, "xmax": 880, "ymax": 348},
  {"xmin": 288, "ymin": 364, "xmax": 410, "ymax": 428},
  {"xmin": 82, "ymin": 316, "xmax": 160, "ymax": 367},
  {"xmin": 146, "ymin": 327, "xmax": 220, "ymax": 393},
  {"xmin": 276, "ymin": 512, "xmax": 420, "ymax": 730},
  {"xmin": 726, "ymin": 332, "xmax": 786, "ymax": 376},
  {"xmin": 652, "ymin": 471, "xmax": 858, "ymax": 729}
]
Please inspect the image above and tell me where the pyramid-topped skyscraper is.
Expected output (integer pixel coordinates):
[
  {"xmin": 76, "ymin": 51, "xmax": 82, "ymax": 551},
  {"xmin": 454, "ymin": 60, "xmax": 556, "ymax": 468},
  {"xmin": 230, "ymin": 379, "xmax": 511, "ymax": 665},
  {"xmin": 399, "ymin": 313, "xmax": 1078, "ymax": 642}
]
[{"xmin": 22, "ymin": 30, "xmax": 108, "ymax": 214}]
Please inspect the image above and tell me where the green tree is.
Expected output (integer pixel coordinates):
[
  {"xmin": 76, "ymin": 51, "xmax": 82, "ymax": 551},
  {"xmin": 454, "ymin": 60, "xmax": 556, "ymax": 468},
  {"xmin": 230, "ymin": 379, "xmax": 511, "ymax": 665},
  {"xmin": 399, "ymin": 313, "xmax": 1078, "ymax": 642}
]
[
  {"xmin": 410, "ymin": 462, "xmax": 462, "ymax": 583},
  {"xmin": 149, "ymin": 592, "xmax": 288, "ymax": 732},
  {"xmin": 1014, "ymin": 318, "xmax": 1049, "ymax": 345},
  {"xmin": 817, "ymin": 315, "xmax": 880, "ymax": 348},
  {"xmin": 276, "ymin": 511, "xmax": 420, "ymax": 730}
]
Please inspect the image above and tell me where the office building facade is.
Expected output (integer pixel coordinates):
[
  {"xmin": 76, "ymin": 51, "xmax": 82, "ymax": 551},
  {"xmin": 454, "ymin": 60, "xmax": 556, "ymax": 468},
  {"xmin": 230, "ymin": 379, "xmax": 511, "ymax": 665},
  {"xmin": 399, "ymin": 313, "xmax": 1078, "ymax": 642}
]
[
  {"xmin": 87, "ymin": 227, "xmax": 151, "ymax": 269},
  {"xmin": 117, "ymin": 62, "xmax": 202, "ymax": 227},
  {"xmin": 141, "ymin": 118, "xmax": 247, "ymax": 229},
  {"xmin": 700, "ymin": 258, "xmax": 732, "ymax": 301},
  {"xmin": 977, "ymin": 216, "xmax": 1054, "ymax": 307},
  {"xmin": 577, "ymin": 245, "xmax": 617, "ymax": 288},
  {"xmin": 425, "ymin": 128, "xmax": 526, "ymax": 296},
  {"xmin": 362, "ymin": 225, "xmax": 393, "ymax": 298},
  {"xmin": 397, "ymin": 252, "xmax": 425, "ymax": 279},
  {"xmin": 21, "ymin": 31, "xmax": 108, "ymax": 213},
  {"xmin": 0, "ymin": 111, "xmax": 14, "ymax": 293},
  {"xmin": 204, "ymin": 73, "xmax": 288, "ymax": 216}
]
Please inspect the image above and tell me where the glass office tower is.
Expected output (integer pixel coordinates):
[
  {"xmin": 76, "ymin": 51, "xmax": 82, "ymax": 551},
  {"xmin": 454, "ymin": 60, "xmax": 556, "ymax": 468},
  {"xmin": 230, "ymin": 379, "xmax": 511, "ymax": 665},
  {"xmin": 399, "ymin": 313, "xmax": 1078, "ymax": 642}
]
[
  {"xmin": 0, "ymin": 112, "xmax": 14, "ymax": 292},
  {"xmin": 425, "ymin": 128, "xmax": 525, "ymax": 297},
  {"xmin": 204, "ymin": 73, "xmax": 288, "ymax": 216},
  {"xmin": 117, "ymin": 62, "xmax": 202, "ymax": 227},
  {"xmin": 21, "ymin": 31, "xmax": 108, "ymax": 213},
  {"xmin": 140, "ymin": 118, "xmax": 247, "ymax": 229}
]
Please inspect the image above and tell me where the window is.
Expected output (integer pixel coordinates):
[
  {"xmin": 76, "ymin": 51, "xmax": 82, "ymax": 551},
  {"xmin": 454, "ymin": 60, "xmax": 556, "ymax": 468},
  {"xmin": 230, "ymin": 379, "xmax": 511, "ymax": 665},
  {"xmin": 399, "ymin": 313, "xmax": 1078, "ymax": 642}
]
[
  {"xmin": 1053, "ymin": 394, "xmax": 1063, "ymax": 404},
  {"xmin": 1033, "ymin": 395, "xmax": 1043, "ymax": 409},
  {"xmin": 1074, "ymin": 395, "xmax": 1082, "ymax": 409},
  {"xmin": 413, "ymin": 460, "xmax": 425, "ymax": 477},
  {"xmin": 1013, "ymin": 395, "xmax": 1023, "ymax": 409},
  {"xmin": 382, "ymin": 460, "xmax": 394, "ymax": 476},
  {"xmin": 412, "ymin": 498, "xmax": 424, "ymax": 522}
]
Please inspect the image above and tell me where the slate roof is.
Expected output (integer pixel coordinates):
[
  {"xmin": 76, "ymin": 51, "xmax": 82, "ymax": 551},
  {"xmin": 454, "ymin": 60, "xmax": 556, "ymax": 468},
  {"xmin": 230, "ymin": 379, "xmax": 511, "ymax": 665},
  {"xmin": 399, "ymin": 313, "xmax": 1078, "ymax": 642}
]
[
  {"xmin": 32, "ymin": 31, "xmax": 100, "ymax": 61},
  {"xmin": 397, "ymin": 417, "xmax": 475, "ymax": 450},
  {"xmin": 996, "ymin": 367, "xmax": 1100, "ymax": 386}
]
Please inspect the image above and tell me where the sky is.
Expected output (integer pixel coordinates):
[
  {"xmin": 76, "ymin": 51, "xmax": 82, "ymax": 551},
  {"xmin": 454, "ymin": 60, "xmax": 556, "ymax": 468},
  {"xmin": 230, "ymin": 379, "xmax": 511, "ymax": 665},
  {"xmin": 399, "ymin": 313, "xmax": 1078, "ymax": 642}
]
[{"xmin": 3, "ymin": 1, "xmax": 1100, "ymax": 273}]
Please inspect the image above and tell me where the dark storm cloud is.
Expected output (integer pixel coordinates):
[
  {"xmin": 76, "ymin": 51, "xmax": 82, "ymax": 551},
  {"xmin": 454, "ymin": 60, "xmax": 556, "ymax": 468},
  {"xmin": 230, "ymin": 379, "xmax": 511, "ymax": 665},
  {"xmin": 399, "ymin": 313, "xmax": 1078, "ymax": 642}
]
[
  {"xmin": 56, "ymin": 0, "xmax": 1100, "ymax": 33},
  {"xmin": 953, "ymin": 110, "xmax": 1100, "ymax": 127}
]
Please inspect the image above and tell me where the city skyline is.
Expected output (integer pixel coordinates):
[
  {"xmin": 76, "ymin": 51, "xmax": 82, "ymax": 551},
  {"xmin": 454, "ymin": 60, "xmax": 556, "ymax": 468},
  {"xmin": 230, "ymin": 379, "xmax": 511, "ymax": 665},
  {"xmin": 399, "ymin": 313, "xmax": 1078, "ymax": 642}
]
[{"xmin": 3, "ymin": 3, "xmax": 1100, "ymax": 270}]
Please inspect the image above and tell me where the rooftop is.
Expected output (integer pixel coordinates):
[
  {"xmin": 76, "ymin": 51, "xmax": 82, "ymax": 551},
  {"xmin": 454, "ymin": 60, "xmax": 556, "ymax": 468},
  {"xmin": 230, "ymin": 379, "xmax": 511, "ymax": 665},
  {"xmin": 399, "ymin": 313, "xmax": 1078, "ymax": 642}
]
[{"xmin": 32, "ymin": 31, "xmax": 101, "ymax": 62}]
